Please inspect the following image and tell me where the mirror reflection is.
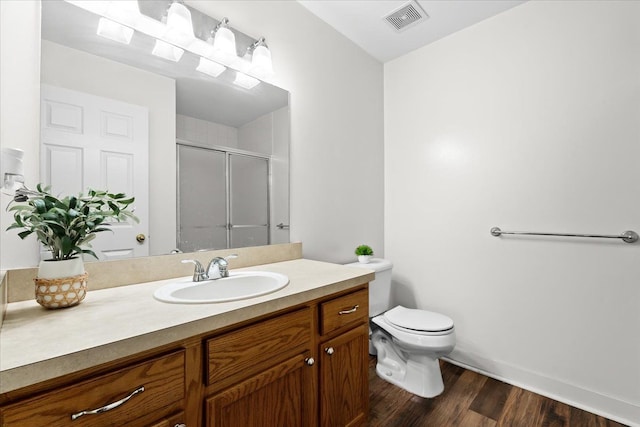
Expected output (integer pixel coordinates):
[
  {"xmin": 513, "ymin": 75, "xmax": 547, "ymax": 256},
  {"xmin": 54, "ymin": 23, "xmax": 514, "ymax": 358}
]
[{"xmin": 38, "ymin": 1, "xmax": 290, "ymax": 260}]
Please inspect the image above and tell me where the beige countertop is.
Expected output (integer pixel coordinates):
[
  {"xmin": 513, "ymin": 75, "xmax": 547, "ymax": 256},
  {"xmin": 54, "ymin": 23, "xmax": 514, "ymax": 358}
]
[{"xmin": 0, "ymin": 259, "xmax": 374, "ymax": 394}]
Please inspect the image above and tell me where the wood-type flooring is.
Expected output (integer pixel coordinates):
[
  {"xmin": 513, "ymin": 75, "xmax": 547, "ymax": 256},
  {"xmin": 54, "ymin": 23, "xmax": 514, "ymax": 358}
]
[{"xmin": 368, "ymin": 356, "xmax": 628, "ymax": 427}]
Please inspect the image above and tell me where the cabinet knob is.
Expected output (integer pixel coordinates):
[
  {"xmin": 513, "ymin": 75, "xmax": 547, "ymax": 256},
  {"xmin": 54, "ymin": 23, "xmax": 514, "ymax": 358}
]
[
  {"xmin": 324, "ymin": 347, "xmax": 335, "ymax": 356},
  {"xmin": 136, "ymin": 233, "xmax": 146, "ymax": 243},
  {"xmin": 174, "ymin": 424, "xmax": 186, "ymax": 427},
  {"xmin": 305, "ymin": 357, "xmax": 315, "ymax": 366}
]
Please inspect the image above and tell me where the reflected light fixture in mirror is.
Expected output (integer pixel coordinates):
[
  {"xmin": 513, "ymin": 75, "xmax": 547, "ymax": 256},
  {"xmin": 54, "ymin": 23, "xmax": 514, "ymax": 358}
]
[
  {"xmin": 197, "ymin": 57, "xmax": 226, "ymax": 77},
  {"xmin": 96, "ymin": 0, "xmax": 140, "ymax": 44},
  {"xmin": 97, "ymin": 17, "xmax": 134, "ymax": 44},
  {"xmin": 152, "ymin": 39, "xmax": 184, "ymax": 62},
  {"xmin": 234, "ymin": 72, "xmax": 260, "ymax": 90}
]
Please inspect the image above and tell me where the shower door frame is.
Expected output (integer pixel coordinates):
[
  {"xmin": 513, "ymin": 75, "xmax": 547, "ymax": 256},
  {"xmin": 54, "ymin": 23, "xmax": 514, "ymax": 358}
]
[{"xmin": 176, "ymin": 139, "xmax": 272, "ymax": 251}]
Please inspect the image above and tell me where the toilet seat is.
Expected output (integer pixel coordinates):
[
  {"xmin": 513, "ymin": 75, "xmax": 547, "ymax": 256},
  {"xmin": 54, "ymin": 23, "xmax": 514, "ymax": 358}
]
[{"xmin": 384, "ymin": 306, "xmax": 454, "ymax": 336}]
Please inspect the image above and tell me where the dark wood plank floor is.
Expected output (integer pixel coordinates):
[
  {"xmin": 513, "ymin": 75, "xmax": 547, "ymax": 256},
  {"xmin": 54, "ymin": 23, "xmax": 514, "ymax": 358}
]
[{"xmin": 368, "ymin": 356, "xmax": 628, "ymax": 427}]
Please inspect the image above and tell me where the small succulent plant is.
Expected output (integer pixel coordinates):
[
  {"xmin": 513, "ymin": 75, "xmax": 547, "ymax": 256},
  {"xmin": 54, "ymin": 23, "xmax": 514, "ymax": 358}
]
[{"xmin": 354, "ymin": 244, "xmax": 374, "ymax": 256}]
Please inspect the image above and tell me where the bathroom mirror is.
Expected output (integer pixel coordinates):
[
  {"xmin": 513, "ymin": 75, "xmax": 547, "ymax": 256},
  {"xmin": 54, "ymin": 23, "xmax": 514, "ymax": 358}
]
[{"xmin": 27, "ymin": 0, "xmax": 290, "ymax": 263}]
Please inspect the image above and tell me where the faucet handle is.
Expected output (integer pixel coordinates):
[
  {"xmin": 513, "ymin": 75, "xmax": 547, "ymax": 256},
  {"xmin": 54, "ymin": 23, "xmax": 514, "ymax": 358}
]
[{"xmin": 182, "ymin": 259, "xmax": 207, "ymax": 282}]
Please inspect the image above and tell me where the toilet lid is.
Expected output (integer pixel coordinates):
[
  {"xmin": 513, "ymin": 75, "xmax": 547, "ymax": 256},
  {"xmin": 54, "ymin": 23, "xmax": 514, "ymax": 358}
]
[{"xmin": 384, "ymin": 306, "xmax": 454, "ymax": 333}]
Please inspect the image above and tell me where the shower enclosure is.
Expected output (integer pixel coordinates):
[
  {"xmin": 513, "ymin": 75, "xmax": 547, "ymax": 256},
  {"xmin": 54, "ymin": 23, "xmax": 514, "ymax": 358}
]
[{"xmin": 177, "ymin": 143, "xmax": 270, "ymax": 252}]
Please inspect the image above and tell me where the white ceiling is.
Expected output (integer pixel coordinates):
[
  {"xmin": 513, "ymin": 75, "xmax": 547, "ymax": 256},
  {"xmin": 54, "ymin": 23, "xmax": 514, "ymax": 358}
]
[{"xmin": 298, "ymin": 0, "xmax": 527, "ymax": 63}]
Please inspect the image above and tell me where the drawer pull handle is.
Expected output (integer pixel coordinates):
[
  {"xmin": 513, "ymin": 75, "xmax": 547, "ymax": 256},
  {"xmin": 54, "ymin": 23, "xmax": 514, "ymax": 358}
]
[
  {"xmin": 325, "ymin": 347, "xmax": 335, "ymax": 356},
  {"xmin": 71, "ymin": 386, "xmax": 145, "ymax": 420},
  {"xmin": 338, "ymin": 304, "xmax": 359, "ymax": 315}
]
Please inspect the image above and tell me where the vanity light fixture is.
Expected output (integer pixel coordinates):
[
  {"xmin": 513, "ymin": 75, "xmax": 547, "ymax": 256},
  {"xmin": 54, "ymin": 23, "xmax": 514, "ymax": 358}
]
[
  {"xmin": 163, "ymin": 1, "xmax": 195, "ymax": 46},
  {"xmin": 196, "ymin": 57, "xmax": 226, "ymax": 78},
  {"xmin": 152, "ymin": 39, "xmax": 184, "ymax": 62},
  {"xmin": 104, "ymin": 0, "xmax": 140, "ymax": 27},
  {"xmin": 233, "ymin": 72, "xmax": 260, "ymax": 90},
  {"xmin": 95, "ymin": 1, "xmax": 140, "ymax": 45},
  {"xmin": 66, "ymin": 1, "xmax": 275, "ymax": 88},
  {"xmin": 211, "ymin": 18, "xmax": 237, "ymax": 65},
  {"xmin": 247, "ymin": 38, "xmax": 274, "ymax": 79},
  {"xmin": 97, "ymin": 18, "xmax": 134, "ymax": 44}
]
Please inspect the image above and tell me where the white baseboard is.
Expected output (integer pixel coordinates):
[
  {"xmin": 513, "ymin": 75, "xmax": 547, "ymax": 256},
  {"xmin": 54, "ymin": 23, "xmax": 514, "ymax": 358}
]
[{"xmin": 442, "ymin": 350, "xmax": 639, "ymax": 427}]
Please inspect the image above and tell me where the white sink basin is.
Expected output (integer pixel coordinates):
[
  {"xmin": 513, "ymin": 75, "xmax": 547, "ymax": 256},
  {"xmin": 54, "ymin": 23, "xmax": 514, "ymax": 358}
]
[{"xmin": 153, "ymin": 271, "xmax": 289, "ymax": 304}]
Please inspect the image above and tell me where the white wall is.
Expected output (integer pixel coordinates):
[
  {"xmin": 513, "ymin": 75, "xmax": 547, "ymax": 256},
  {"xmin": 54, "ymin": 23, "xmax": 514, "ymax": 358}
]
[
  {"xmin": 0, "ymin": 1, "xmax": 41, "ymax": 269},
  {"xmin": 384, "ymin": 1, "xmax": 640, "ymax": 424},
  {"xmin": 238, "ymin": 113, "xmax": 271, "ymax": 155},
  {"xmin": 189, "ymin": 1, "xmax": 385, "ymax": 263},
  {"xmin": 176, "ymin": 114, "xmax": 238, "ymax": 148}
]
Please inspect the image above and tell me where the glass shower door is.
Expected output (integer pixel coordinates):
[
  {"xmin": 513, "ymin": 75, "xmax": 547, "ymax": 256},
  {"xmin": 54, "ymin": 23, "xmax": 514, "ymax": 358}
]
[
  {"xmin": 177, "ymin": 145, "xmax": 228, "ymax": 252},
  {"xmin": 229, "ymin": 153, "xmax": 269, "ymax": 248}
]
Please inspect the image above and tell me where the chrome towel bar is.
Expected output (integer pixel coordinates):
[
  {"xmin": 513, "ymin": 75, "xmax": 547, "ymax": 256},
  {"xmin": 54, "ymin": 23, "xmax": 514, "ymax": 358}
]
[{"xmin": 490, "ymin": 227, "xmax": 639, "ymax": 243}]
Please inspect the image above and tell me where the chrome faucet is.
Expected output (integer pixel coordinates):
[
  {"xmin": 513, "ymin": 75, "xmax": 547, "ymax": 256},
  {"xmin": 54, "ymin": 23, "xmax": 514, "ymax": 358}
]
[
  {"xmin": 182, "ymin": 255, "xmax": 239, "ymax": 282},
  {"xmin": 181, "ymin": 259, "xmax": 207, "ymax": 282},
  {"xmin": 207, "ymin": 254, "xmax": 238, "ymax": 279}
]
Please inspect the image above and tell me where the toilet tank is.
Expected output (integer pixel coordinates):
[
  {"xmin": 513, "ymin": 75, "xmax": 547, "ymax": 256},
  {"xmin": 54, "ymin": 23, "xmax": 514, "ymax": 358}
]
[{"xmin": 344, "ymin": 258, "xmax": 393, "ymax": 317}]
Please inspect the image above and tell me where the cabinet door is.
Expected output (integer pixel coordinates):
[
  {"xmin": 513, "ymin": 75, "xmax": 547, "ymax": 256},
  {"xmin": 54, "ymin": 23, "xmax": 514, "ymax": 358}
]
[
  {"xmin": 319, "ymin": 324, "xmax": 369, "ymax": 427},
  {"xmin": 206, "ymin": 353, "xmax": 316, "ymax": 427}
]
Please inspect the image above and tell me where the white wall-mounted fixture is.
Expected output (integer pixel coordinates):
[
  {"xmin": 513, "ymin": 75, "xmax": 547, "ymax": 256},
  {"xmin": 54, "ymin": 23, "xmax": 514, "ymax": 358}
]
[{"xmin": 1, "ymin": 148, "xmax": 25, "ymax": 195}]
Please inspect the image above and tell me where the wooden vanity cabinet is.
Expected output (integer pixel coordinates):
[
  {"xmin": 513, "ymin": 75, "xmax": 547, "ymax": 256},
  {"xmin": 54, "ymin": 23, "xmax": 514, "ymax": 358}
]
[
  {"xmin": 203, "ymin": 286, "xmax": 369, "ymax": 427},
  {"xmin": 203, "ymin": 307, "xmax": 316, "ymax": 427},
  {"xmin": 318, "ymin": 289, "xmax": 369, "ymax": 427},
  {"xmin": 0, "ymin": 350, "xmax": 187, "ymax": 427},
  {"xmin": 0, "ymin": 284, "xmax": 369, "ymax": 427}
]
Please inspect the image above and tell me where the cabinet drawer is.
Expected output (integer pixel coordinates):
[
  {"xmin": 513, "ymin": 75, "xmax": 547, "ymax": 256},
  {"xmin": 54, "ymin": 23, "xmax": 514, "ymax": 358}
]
[
  {"xmin": 320, "ymin": 289, "xmax": 368, "ymax": 336},
  {"xmin": 206, "ymin": 307, "xmax": 311, "ymax": 388},
  {"xmin": 1, "ymin": 350, "xmax": 185, "ymax": 427}
]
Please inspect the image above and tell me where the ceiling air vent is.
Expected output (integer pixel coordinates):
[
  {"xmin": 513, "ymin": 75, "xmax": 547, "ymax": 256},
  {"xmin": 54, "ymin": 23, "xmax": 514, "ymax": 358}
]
[{"xmin": 383, "ymin": 1, "xmax": 428, "ymax": 32}]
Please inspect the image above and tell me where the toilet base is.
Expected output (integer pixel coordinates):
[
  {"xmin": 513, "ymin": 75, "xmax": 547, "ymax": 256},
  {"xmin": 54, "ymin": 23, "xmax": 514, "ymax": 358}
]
[{"xmin": 371, "ymin": 329, "xmax": 445, "ymax": 398}]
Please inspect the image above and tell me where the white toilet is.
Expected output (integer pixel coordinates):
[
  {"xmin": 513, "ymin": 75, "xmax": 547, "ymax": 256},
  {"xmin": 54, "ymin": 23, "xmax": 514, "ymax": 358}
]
[{"xmin": 345, "ymin": 258, "xmax": 456, "ymax": 398}]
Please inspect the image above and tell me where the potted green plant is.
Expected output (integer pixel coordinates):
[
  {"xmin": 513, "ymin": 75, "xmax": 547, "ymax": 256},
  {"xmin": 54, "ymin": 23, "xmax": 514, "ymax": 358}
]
[
  {"xmin": 6, "ymin": 184, "xmax": 138, "ymax": 308},
  {"xmin": 355, "ymin": 244, "xmax": 374, "ymax": 264}
]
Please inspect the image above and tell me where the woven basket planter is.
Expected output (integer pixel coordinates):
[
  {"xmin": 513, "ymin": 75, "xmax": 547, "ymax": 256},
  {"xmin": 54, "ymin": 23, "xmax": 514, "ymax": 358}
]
[{"xmin": 34, "ymin": 273, "xmax": 88, "ymax": 309}]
